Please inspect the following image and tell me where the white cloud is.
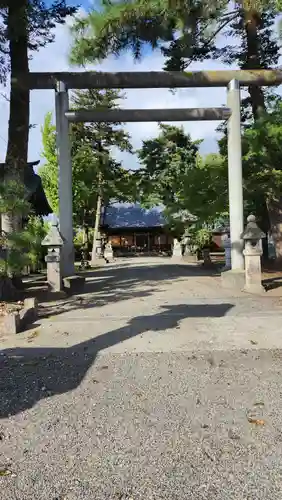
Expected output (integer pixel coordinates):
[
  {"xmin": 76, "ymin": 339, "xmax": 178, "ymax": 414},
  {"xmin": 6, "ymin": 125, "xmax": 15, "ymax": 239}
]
[{"xmin": 0, "ymin": 13, "xmax": 244, "ymax": 170}]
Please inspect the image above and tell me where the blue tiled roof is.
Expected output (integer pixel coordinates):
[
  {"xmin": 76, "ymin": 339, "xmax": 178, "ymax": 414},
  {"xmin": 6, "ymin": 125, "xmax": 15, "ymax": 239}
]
[{"xmin": 101, "ymin": 203, "xmax": 167, "ymax": 229}]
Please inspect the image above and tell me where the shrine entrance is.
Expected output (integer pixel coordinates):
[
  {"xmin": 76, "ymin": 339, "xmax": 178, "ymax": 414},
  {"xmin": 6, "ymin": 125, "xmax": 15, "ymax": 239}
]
[{"xmin": 21, "ymin": 69, "xmax": 282, "ymax": 276}]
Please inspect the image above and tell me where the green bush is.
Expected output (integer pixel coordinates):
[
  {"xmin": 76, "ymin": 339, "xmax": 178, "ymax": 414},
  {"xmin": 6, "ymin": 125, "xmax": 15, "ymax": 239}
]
[
  {"xmin": 0, "ymin": 217, "xmax": 49, "ymax": 276},
  {"xmin": 190, "ymin": 227, "xmax": 212, "ymax": 251},
  {"xmin": 23, "ymin": 216, "xmax": 49, "ymax": 271},
  {"xmin": 0, "ymin": 180, "xmax": 49, "ymax": 276}
]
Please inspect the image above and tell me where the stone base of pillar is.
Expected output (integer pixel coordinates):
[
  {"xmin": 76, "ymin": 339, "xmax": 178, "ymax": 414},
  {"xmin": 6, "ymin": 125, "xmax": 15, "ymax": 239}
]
[
  {"xmin": 221, "ymin": 269, "xmax": 245, "ymax": 290},
  {"xmin": 243, "ymin": 283, "xmax": 266, "ymax": 295}
]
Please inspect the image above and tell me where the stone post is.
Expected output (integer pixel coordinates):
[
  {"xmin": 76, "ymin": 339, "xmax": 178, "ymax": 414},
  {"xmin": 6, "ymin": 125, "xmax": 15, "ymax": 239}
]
[
  {"xmin": 104, "ymin": 241, "xmax": 114, "ymax": 262},
  {"xmin": 172, "ymin": 238, "xmax": 182, "ymax": 259},
  {"xmin": 42, "ymin": 221, "xmax": 64, "ymax": 292},
  {"xmin": 242, "ymin": 214, "xmax": 265, "ymax": 294}
]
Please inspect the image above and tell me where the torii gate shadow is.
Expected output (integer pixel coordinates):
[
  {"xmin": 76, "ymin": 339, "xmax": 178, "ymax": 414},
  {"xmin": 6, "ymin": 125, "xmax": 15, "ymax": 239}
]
[{"xmin": 0, "ymin": 302, "xmax": 234, "ymax": 418}]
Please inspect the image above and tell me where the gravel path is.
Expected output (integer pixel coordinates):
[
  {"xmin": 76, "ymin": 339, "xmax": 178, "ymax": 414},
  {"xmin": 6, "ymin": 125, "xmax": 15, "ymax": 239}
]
[
  {"xmin": 1, "ymin": 259, "xmax": 282, "ymax": 499},
  {"xmin": 1, "ymin": 351, "xmax": 282, "ymax": 499}
]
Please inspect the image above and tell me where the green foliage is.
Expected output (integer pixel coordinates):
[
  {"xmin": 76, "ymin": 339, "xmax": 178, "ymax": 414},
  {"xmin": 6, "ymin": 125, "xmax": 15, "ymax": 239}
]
[
  {"xmin": 68, "ymin": 0, "xmax": 282, "ymax": 253},
  {"xmin": 69, "ymin": 0, "xmax": 280, "ymax": 73},
  {"xmin": 0, "ymin": 180, "xmax": 27, "ymax": 216},
  {"xmin": 136, "ymin": 124, "xmax": 227, "ymax": 226},
  {"xmin": 242, "ymin": 99, "xmax": 282, "ymax": 202},
  {"xmin": 40, "ymin": 89, "xmax": 134, "ymax": 228},
  {"xmin": 0, "ymin": 217, "xmax": 47, "ymax": 276},
  {"xmin": 189, "ymin": 227, "xmax": 212, "ymax": 250},
  {"xmin": 214, "ymin": 8, "xmax": 279, "ymax": 122},
  {"xmin": 0, "ymin": 179, "xmax": 29, "ymax": 275},
  {"xmin": 23, "ymin": 216, "xmax": 49, "ymax": 270},
  {"xmin": 137, "ymin": 124, "xmax": 200, "ymax": 206},
  {"xmin": 181, "ymin": 153, "xmax": 228, "ymax": 223},
  {"xmin": 69, "ymin": 0, "xmax": 280, "ymax": 125},
  {"xmin": 163, "ymin": 207, "xmax": 195, "ymax": 238},
  {"xmin": 218, "ymin": 97, "xmax": 282, "ymax": 210},
  {"xmin": 0, "ymin": 0, "xmax": 77, "ymax": 84},
  {"xmin": 74, "ymin": 229, "xmax": 86, "ymax": 248},
  {"xmin": 69, "ymin": 0, "xmax": 228, "ymax": 66},
  {"xmin": 0, "ymin": 1, "xmax": 78, "ymax": 281},
  {"xmin": 2, "ymin": 232, "xmax": 30, "ymax": 276},
  {"xmin": 39, "ymin": 112, "xmax": 59, "ymax": 214},
  {"xmin": 0, "ymin": 180, "xmax": 48, "ymax": 275}
]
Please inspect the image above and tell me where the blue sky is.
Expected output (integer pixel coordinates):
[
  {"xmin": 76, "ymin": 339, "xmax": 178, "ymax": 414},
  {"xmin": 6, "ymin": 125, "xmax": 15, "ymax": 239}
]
[{"xmin": 0, "ymin": 3, "xmax": 281, "ymax": 171}]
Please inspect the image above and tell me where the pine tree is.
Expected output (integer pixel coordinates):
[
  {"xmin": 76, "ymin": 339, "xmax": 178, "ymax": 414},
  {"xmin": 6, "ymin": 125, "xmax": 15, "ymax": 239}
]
[
  {"xmin": 40, "ymin": 88, "xmax": 134, "ymax": 264},
  {"xmin": 1, "ymin": 0, "xmax": 77, "ymax": 236},
  {"xmin": 215, "ymin": 9, "xmax": 280, "ymax": 256},
  {"xmin": 70, "ymin": 0, "xmax": 227, "ymax": 66}
]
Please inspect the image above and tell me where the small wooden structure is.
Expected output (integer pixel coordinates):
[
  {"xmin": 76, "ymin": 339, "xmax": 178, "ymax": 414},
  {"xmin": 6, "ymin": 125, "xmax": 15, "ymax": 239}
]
[{"xmin": 100, "ymin": 203, "xmax": 174, "ymax": 256}]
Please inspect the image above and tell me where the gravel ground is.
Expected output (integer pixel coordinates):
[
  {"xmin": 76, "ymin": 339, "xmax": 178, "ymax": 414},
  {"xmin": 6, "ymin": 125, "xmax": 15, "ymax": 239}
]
[
  {"xmin": 1, "ymin": 349, "xmax": 282, "ymax": 499},
  {"xmin": 1, "ymin": 260, "xmax": 282, "ymax": 499}
]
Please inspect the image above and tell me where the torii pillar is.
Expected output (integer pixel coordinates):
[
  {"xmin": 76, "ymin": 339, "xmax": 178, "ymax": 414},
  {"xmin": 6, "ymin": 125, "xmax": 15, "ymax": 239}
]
[
  {"xmin": 222, "ymin": 79, "xmax": 245, "ymax": 289},
  {"xmin": 55, "ymin": 81, "xmax": 75, "ymax": 277}
]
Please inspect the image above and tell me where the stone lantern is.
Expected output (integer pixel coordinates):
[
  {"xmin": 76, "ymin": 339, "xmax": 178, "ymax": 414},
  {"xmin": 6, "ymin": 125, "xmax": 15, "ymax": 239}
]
[
  {"xmin": 42, "ymin": 221, "xmax": 64, "ymax": 292},
  {"xmin": 241, "ymin": 214, "xmax": 265, "ymax": 294}
]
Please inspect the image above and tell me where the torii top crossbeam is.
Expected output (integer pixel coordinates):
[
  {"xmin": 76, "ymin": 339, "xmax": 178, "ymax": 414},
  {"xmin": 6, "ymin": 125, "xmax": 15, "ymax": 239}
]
[{"xmin": 14, "ymin": 69, "xmax": 282, "ymax": 90}]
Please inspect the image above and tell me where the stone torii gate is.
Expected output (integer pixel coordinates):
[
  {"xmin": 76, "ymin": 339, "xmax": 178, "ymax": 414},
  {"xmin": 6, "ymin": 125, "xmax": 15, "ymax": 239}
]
[{"xmin": 20, "ymin": 69, "xmax": 282, "ymax": 277}]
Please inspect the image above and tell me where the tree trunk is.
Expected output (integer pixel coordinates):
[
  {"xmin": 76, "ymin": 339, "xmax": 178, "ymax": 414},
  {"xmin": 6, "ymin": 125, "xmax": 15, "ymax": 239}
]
[
  {"xmin": 91, "ymin": 192, "xmax": 102, "ymax": 265},
  {"xmin": 257, "ymin": 199, "xmax": 270, "ymax": 262},
  {"xmin": 0, "ymin": 0, "xmax": 29, "ymax": 298},
  {"xmin": 243, "ymin": 9, "xmax": 266, "ymax": 119},
  {"xmin": 1, "ymin": 0, "xmax": 29, "ymax": 235},
  {"xmin": 243, "ymin": 9, "xmax": 272, "ymax": 258}
]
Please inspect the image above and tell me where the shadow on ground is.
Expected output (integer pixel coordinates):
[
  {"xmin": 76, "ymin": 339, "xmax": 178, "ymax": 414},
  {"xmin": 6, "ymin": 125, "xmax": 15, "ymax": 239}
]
[
  {"xmin": 24, "ymin": 263, "xmax": 221, "ymax": 320},
  {"xmin": 0, "ymin": 302, "xmax": 233, "ymax": 418},
  {"xmin": 263, "ymin": 276, "xmax": 282, "ymax": 292}
]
